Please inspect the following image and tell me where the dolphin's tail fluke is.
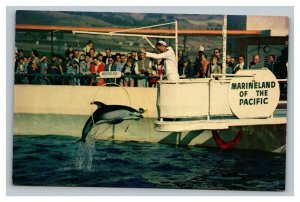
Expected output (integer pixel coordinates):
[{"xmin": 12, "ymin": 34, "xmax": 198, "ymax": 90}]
[
  {"xmin": 78, "ymin": 116, "xmax": 94, "ymax": 144},
  {"xmin": 75, "ymin": 138, "xmax": 86, "ymax": 144}
]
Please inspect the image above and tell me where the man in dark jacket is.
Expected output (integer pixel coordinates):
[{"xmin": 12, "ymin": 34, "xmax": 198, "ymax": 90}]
[
  {"xmin": 178, "ymin": 56, "xmax": 194, "ymax": 78},
  {"xmin": 104, "ymin": 57, "xmax": 117, "ymax": 84}
]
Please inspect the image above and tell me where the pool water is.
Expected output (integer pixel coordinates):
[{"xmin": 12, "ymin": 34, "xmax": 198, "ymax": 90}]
[{"xmin": 12, "ymin": 135, "xmax": 286, "ymax": 191}]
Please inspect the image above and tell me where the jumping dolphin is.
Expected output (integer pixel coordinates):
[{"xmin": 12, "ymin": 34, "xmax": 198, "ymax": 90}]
[{"xmin": 78, "ymin": 101, "xmax": 145, "ymax": 143}]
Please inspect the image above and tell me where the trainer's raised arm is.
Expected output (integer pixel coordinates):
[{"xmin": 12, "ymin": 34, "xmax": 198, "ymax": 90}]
[{"xmin": 142, "ymin": 41, "xmax": 179, "ymax": 81}]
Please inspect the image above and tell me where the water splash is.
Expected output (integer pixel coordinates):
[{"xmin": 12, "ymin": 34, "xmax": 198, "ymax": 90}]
[{"xmin": 74, "ymin": 130, "xmax": 96, "ymax": 170}]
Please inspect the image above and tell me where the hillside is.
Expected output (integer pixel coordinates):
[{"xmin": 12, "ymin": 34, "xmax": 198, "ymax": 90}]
[
  {"xmin": 16, "ymin": 10, "xmax": 223, "ymax": 30},
  {"xmin": 15, "ymin": 10, "xmax": 225, "ymax": 60}
]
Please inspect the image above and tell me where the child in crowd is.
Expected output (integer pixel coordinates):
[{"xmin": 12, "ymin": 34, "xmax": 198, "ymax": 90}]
[{"xmin": 122, "ymin": 60, "xmax": 134, "ymax": 87}]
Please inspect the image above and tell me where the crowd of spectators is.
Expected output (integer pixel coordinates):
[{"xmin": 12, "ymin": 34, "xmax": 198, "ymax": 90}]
[
  {"xmin": 14, "ymin": 40, "xmax": 288, "ymax": 87},
  {"xmin": 177, "ymin": 45, "xmax": 288, "ymax": 80}
]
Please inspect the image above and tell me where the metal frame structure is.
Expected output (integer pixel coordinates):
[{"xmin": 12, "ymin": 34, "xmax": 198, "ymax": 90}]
[
  {"xmin": 222, "ymin": 15, "xmax": 227, "ymax": 74},
  {"xmin": 72, "ymin": 21, "xmax": 179, "ymax": 63}
]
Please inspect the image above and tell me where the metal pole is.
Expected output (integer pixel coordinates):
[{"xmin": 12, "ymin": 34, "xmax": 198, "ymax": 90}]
[
  {"xmin": 51, "ymin": 31, "xmax": 54, "ymax": 56},
  {"xmin": 183, "ymin": 36, "xmax": 187, "ymax": 52},
  {"xmin": 143, "ymin": 36, "xmax": 155, "ymax": 48},
  {"xmin": 58, "ymin": 31, "xmax": 62, "ymax": 55},
  {"xmin": 72, "ymin": 31, "xmax": 176, "ymax": 39},
  {"xmin": 222, "ymin": 15, "xmax": 227, "ymax": 74},
  {"xmin": 109, "ymin": 21, "xmax": 176, "ymax": 33},
  {"xmin": 175, "ymin": 20, "xmax": 178, "ymax": 68}
]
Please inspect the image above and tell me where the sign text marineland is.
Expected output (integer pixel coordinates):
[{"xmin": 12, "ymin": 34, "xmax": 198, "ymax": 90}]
[
  {"xmin": 230, "ymin": 81, "xmax": 276, "ymax": 106},
  {"xmin": 227, "ymin": 69, "xmax": 280, "ymax": 119},
  {"xmin": 100, "ymin": 71, "xmax": 122, "ymax": 78}
]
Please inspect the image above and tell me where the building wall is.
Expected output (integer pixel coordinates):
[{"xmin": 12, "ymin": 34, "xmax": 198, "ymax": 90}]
[
  {"xmin": 247, "ymin": 16, "xmax": 289, "ymax": 36},
  {"xmin": 14, "ymin": 85, "xmax": 158, "ymax": 117},
  {"xmin": 236, "ymin": 36, "xmax": 288, "ymax": 65}
]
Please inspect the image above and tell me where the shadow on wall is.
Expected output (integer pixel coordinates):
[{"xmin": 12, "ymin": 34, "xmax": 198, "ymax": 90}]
[
  {"xmin": 158, "ymin": 130, "xmax": 207, "ymax": 145},
  {"xmin": 158, "ymin": 132, "xmax": 178, "ymax": 145},
  {"xmin": 158, "ymin": 125, "xmax": 287, "ymax": 152}
]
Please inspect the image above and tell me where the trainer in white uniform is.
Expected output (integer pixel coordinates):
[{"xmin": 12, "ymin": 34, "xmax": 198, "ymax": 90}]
[{"xmin": 141, "ymin": 40, "xmax": 179, "ymax": 81}]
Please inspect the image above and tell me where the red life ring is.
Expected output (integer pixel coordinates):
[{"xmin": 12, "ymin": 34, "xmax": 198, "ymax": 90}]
[{"xmin": 211, "ymin": 128, "xmax": 243, "ymax": 149}]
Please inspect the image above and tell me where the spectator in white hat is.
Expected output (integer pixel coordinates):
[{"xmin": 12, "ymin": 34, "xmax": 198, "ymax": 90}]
[
  {"xmin": 140, "ymin": 40, "xmax": 179, "ymax": 81},
  {"xmin": 199, "ymin": 45, "xmax": 205, "ymax": 52},
  {"xmin": 193, "ymin": 45, "xmax": 205, "ymax": 74}
]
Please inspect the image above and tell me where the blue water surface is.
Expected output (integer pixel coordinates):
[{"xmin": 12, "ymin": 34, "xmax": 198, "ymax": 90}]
[{"xmin": 12, "ymin": 135, "xmax": 286, "ymax": 191}]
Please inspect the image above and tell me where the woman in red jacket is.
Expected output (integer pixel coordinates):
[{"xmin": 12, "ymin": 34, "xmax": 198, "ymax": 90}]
[{"xmin": 90, "ymin": 57, "xmax": 105, "ymax": 86}]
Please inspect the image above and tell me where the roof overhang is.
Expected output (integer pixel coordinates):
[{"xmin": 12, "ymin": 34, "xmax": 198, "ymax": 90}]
[{"xmin": 16, "ymin": 24, "xmax": 262, "ymax": 36}]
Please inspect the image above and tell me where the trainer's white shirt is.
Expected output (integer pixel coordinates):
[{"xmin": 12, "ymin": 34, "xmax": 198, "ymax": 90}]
[{"xmin": 146, "ymin": 46, "xmax": 179, "ymax": 80}]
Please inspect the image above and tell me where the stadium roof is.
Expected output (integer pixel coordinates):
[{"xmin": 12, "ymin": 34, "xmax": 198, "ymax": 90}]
[{"xmin": 16, "ymin": 24, "xmax": 262, "ymax": 36}]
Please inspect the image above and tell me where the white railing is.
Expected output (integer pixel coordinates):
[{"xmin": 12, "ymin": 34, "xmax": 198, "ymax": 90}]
[{"xmin": 157, "ymin": 70, "xmax": 286, "ymax": 121}]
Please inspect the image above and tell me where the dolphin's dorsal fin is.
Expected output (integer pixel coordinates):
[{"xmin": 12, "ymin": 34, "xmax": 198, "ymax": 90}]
[{"xmin": 91, "ymin": 101, "xmax": 106, "ymax": 108}]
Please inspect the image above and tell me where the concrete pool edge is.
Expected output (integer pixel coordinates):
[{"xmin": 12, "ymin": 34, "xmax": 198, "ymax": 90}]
[{"xmin": 13, "ymin": 113, "xmax": 286, "ymax": 153}]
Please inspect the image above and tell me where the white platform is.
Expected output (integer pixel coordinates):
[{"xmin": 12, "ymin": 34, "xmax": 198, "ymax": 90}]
[{"xmin": 154, "ymin": 109, "xmax": 287, "ymax": 132}]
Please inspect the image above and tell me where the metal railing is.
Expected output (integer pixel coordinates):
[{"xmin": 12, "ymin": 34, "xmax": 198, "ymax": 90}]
[
  {"xmin": 15, "ymin": 73, "xmax": 288, "ymax": 106},
  {"xmin": 14, "ymin": 73, "xmax": 161, "ymax": 87}
]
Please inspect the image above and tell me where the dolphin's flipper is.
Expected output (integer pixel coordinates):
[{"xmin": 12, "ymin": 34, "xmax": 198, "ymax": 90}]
[
  {"xmin": 109, "ymin": 119, "xmax": 124, "ymax": 124},
  {"xmin": 94, "ymin": 120, "xmax": 111, "ymax": 125},
  {"xmin": 95, "ymin": 119, "xmax": 124, "ymax": 125}
]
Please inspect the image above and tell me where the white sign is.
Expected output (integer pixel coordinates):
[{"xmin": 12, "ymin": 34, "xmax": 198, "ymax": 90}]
[
  {"xmin": 228, "ymin": 69, "xmax": 280, "ymax": 119},
  {"xmin": 100, "ymin": 71, "xmax": 121, "ymax": 78}
]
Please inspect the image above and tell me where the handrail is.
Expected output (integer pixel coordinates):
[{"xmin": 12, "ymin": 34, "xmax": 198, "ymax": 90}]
[
  {"xmin": 210, "ymin": 73, "xmax": 256, "ymax": 78},
  {"xmin": 14, "ymin": 73, "xmax": 160, "ymax": 79},
  {"xmin": 15, "ymin": 73, "xmax": 288, "ymax": 83},
  {"xmin": 14, "ymin": 72, "xmax": 161, "ymax": 86},
  {"xmin": 277, "ymin": 79, "xmax": 288, "ymax": 82},
  {"xmin": 15, "ymin": 73, "xmax": 288, "ymax": 80}
]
